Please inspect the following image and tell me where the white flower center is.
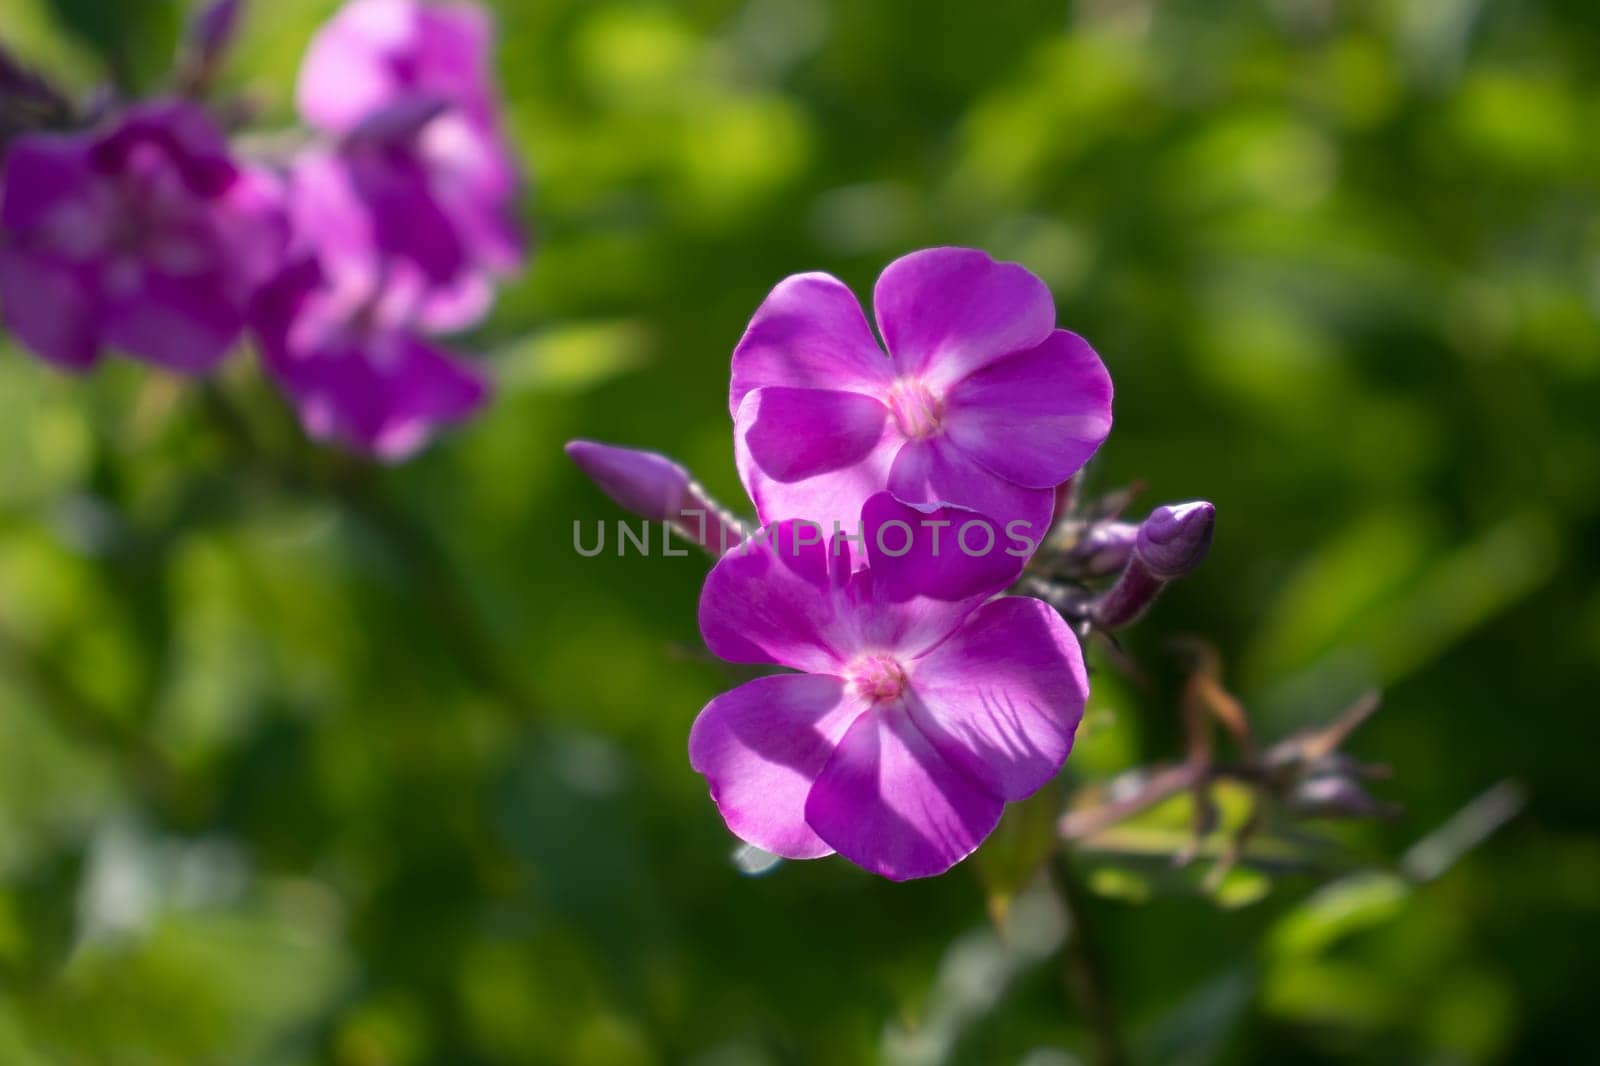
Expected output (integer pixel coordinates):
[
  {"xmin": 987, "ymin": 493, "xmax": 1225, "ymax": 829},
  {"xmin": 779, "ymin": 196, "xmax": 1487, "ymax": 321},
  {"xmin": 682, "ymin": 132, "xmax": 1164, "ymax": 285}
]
[
  {"xmin": 887, "ymin": 378, "xmax": 944, "ymax": 440},
  {"xmin": 849, "ymin": 653, "xmax": 908, "ymax": 704}
]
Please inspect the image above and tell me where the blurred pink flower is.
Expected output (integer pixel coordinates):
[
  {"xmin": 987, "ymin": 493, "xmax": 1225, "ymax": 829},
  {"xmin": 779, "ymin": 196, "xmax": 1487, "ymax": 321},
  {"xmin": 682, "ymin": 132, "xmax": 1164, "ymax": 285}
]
[
  {"xmin": 289, "ymin": 95, "xmax": 521, "ymax": 333},
  {"xmin": 294, "ymin": 0, "xmax": 522, "ymax": 328},
  {"xmin": 249, "ymin": 0, "xmax": 527, "ymax": 458},
  {"xmin": 0, "ymin": 100, "xmax": 283, "ymax": 372}
]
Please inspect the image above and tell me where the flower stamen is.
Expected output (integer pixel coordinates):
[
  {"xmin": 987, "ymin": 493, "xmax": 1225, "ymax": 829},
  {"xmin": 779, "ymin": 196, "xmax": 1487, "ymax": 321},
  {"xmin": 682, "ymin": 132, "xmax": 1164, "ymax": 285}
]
[
  {"xmin": 849, "ymin": 653, "xmax": 908, "ymax": 704},
  {"xmin": 887, "ymin": 378, "xmax": 944, "ymax": 440}
]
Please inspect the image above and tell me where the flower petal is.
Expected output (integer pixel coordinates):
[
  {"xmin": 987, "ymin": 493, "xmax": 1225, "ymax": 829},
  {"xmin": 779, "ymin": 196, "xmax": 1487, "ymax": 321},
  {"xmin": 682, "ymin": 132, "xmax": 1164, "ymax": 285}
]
[
  {"xmin": 89, "ymin": 100, "xmax": 237, "ymax": 196},
  {"xmin": 906, "ymin": 597, "xmax": 1088, "ymax": 801},
  {"xmin": 887, "ymin": 438, "xmax": 1054, "ymax": 552},
  {"xmin": 362, "ymin": 332, "xmax": 490, "ymax": 460},
  {"xmin": 734, "ymin": 387, "xmax": 901, "ymax": 528},
  {"xmin": 698, "ymin": 519, "xmax": 842, "ymax": 673},
  {"xmin": 738, "ymin": 385, "xmax": 889, "ymax": 482},
  {"xmin": 0, "ymin": 249, "xmax": 101, "ymax": 370},
  {"xmin": 297, "ymin": 0, "xmax": 501, "ymax": 134},
  {"xmin": 689, "ymin": 673, "xmax": 866, "ymax": 859},
  {"xmin": 944, "ymin": 329, "xmax": 1113, "ymax": 489},
  {"xmin": 0, "ymin": 133, "xmax": 95, "ymax": 233},
  {"xmin": 861, "ymin": 491, "xmax": 1025, "ymax": 604},
  {"xmin": 253, "ymin": 260, "xmax": 488, "ymax": 459},
  {"xmin": 101, "ymin": 269, "xmax": 243, "ymax": 374},
  {"xmin": 873, "ymin": 247, "xmax": 1054, "ymax": 388},
  {"xmin": 215, "ymin": 165, "xmax": 290, "ymax": 291},
  {"xmin": 830, "ymin": 566, "xmax": 970, "ymax": 664},
  {"xmin": 729, "ymin": 272, "xmax": 894, "ymax": 416},
  {"xmin": 347, "ymin": 139, "xmax": 469, "ymax": 285},
  {"xmin": 806, "ymin": 702, "xmax": 1003, "ymax": 880}
]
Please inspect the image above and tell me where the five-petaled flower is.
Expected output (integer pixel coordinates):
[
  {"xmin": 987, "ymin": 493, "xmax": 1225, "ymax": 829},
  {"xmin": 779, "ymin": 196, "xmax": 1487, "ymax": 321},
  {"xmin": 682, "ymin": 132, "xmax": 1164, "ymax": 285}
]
[
  {"xmin": 246, "ymin": 0, "xmax": 525, "ymax": 458},
  {"xmin": 0, "ymin": 100, "xmax": 284, "ymax": 373},
  {"xmin": 730, "ymin": 247, "xmax": 1114, "ymax": 544},
  {"xmin": 690, "ymin": 493, "xmax": 1089, "ymax": 880},
  {"xmin": 294, "ymin": 0, "xmax": 521, "ymax": 328}
]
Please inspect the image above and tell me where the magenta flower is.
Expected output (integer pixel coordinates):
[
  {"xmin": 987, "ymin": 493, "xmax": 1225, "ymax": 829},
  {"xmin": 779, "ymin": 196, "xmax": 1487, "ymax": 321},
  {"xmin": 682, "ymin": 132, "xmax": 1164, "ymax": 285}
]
[
  {"xmin": 690, "ymin": 493, "xmax": 1088, "ymax": 880},
  {"xmin": 251, "ymin": 256, "xmax": 487, "ymax": 460},
  {"xmin": 289, "ymin": 95, "xmax": 521, "ymax": 333},
  {"xmin": 294, "ymin": 0, "xmax": 521, "ymax": 329},
  {"xmin": 0, "ymin": 100, "xmax": 284, "ymax": 372},
  {"xmin": 297, "ymin": 0, "xmax": 504, "ymax": 137},
  {"xmin": 731, "ymin": 247, "xmax": 1114, "ymax": 543}
]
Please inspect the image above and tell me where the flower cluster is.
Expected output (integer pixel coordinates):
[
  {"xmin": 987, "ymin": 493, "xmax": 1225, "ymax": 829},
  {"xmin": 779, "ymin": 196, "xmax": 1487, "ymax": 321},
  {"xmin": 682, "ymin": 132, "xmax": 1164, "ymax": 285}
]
[
  {"xmin": 571, "ymin": 247, "xmax": 1216, "ymax": 880},
  {"xmin": 0, "ymin": 0, "xmax": 523, "ymax": 459}
]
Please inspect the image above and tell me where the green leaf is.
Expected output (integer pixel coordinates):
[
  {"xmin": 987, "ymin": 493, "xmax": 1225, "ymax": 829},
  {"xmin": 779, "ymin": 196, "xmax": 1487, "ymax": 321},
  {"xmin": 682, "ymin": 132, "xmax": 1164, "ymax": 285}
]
[
  {"xmin": 972, "ymin": 781, "xmax": 1063, "ymax": 926},
  {"xmin": 491, "ymin": 321, "xmax": 653, "ymax": 395},
  {"xmin": 1269, "ymin": 871, "xmax": 1412, "ymax": 961}
]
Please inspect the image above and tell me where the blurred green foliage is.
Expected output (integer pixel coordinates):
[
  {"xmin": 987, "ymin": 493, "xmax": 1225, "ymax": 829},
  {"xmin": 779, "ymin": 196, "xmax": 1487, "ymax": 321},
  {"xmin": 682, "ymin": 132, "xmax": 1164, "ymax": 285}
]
[{"xmin": 3, "ymin": 0, "xmax": 1599, "ymax": 1062}]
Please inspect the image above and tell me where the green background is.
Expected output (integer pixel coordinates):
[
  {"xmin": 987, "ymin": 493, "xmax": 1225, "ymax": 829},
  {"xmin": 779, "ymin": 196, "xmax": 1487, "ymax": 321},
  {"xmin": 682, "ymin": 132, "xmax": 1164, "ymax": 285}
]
[{"xmin": 2, "ymin": 0, "xmax": 1597, "ymax": 1062}]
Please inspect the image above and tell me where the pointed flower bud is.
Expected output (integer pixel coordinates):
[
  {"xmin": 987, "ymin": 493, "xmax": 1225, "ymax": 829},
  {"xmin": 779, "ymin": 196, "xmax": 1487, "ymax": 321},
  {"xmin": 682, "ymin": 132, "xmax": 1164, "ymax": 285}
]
[
  {"xmin": 566, "ymin": 440, "xmax": 744, "ymax": 555},
  {"xmin": 1092, "ymin": 501, "xmax": 1216, "ymax": 629},
  {"xmin": 566, "ymin": 440, "xmax": 691, "ymax": 522},
  {"xmin": 1288, "ymin": 773, "xmax": 1398, "ymax": 820},
  {"xmin": 177, "ymin": 0, "xmax": 245, "ymax": 97},
  {"xmin": 1062, "ymin": 520, "xmax": 1139, "ymax": 578},
  {"xmin": 190, "ymin": 0, "xmax": 244, "ymax": 62},
  {"xmin": 1135, "ymin": 501, "xmax": 1215, "ymax": 580}
]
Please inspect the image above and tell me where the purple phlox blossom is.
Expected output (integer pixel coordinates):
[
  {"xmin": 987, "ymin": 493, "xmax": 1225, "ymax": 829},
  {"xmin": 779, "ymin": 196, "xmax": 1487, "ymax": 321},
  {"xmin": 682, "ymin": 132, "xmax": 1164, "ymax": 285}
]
[
  {"xmin": 730, "ymin": 247, "xmax": 1113, "ymax": 545},
  {"xmin": 690, "ymin": 491, "xmax": 1088, "ymax": 880},
  {"xmin": 293, "ymin": 0, "xmax": 522, "ymax": 330},
  {"xmin": 253, "ymin": 0, "xmax": 527, "ymax": 460},
  {"xmin": 288, "ymin": 93, "xmax": 520, "ymax": 333},
  {"xmin": 251, "ymin": 253, "xmax": 487, "ymax": 460},
  {"xmin": 0, "ymin": 99, "xmax": 284, "ymax": 372}
]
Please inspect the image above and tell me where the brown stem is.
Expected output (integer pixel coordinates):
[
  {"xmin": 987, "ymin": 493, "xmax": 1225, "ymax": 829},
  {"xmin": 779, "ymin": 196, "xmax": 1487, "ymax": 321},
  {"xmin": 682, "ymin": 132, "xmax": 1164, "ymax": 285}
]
[{"xmin": 1059, "ymin": 761, "xmax": 1269, "ymax": 841}]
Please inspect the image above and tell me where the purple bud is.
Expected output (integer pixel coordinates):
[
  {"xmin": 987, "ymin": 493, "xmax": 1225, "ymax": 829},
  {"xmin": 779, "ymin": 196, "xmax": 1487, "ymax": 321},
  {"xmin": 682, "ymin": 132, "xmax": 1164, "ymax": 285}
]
[
  {"xmin": 1089, "ymin": 560, "xmax": 1164, "ymax": 630},
  {"xmin": 566, "ymin": 440, "xmax": 745, "ymax": 556},
  {"xmin": 1065, "ymin": 520, "xmax": 1139, "ymax": 578},
  {"xmin": 177, "ymin": 0, "xmax": 244, "ymax": 97},
  {"xmin": 1288, "ymin": 774, "xmax": 1397, "ymax": 820},
  {"xmin": 566, "ymin": 440, "xmax": 691, "ymax": 522},
  {"xmin": 1091, "ymin": 502, "xmax": 1215, "ymax": 629},
  {"xmin": 1135, "ymin": 501, "xmax": 1215, "ymax": 580},
  {"xmin": 191, "ymin": 0, "xmax": 244, "ymax": 59}
]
